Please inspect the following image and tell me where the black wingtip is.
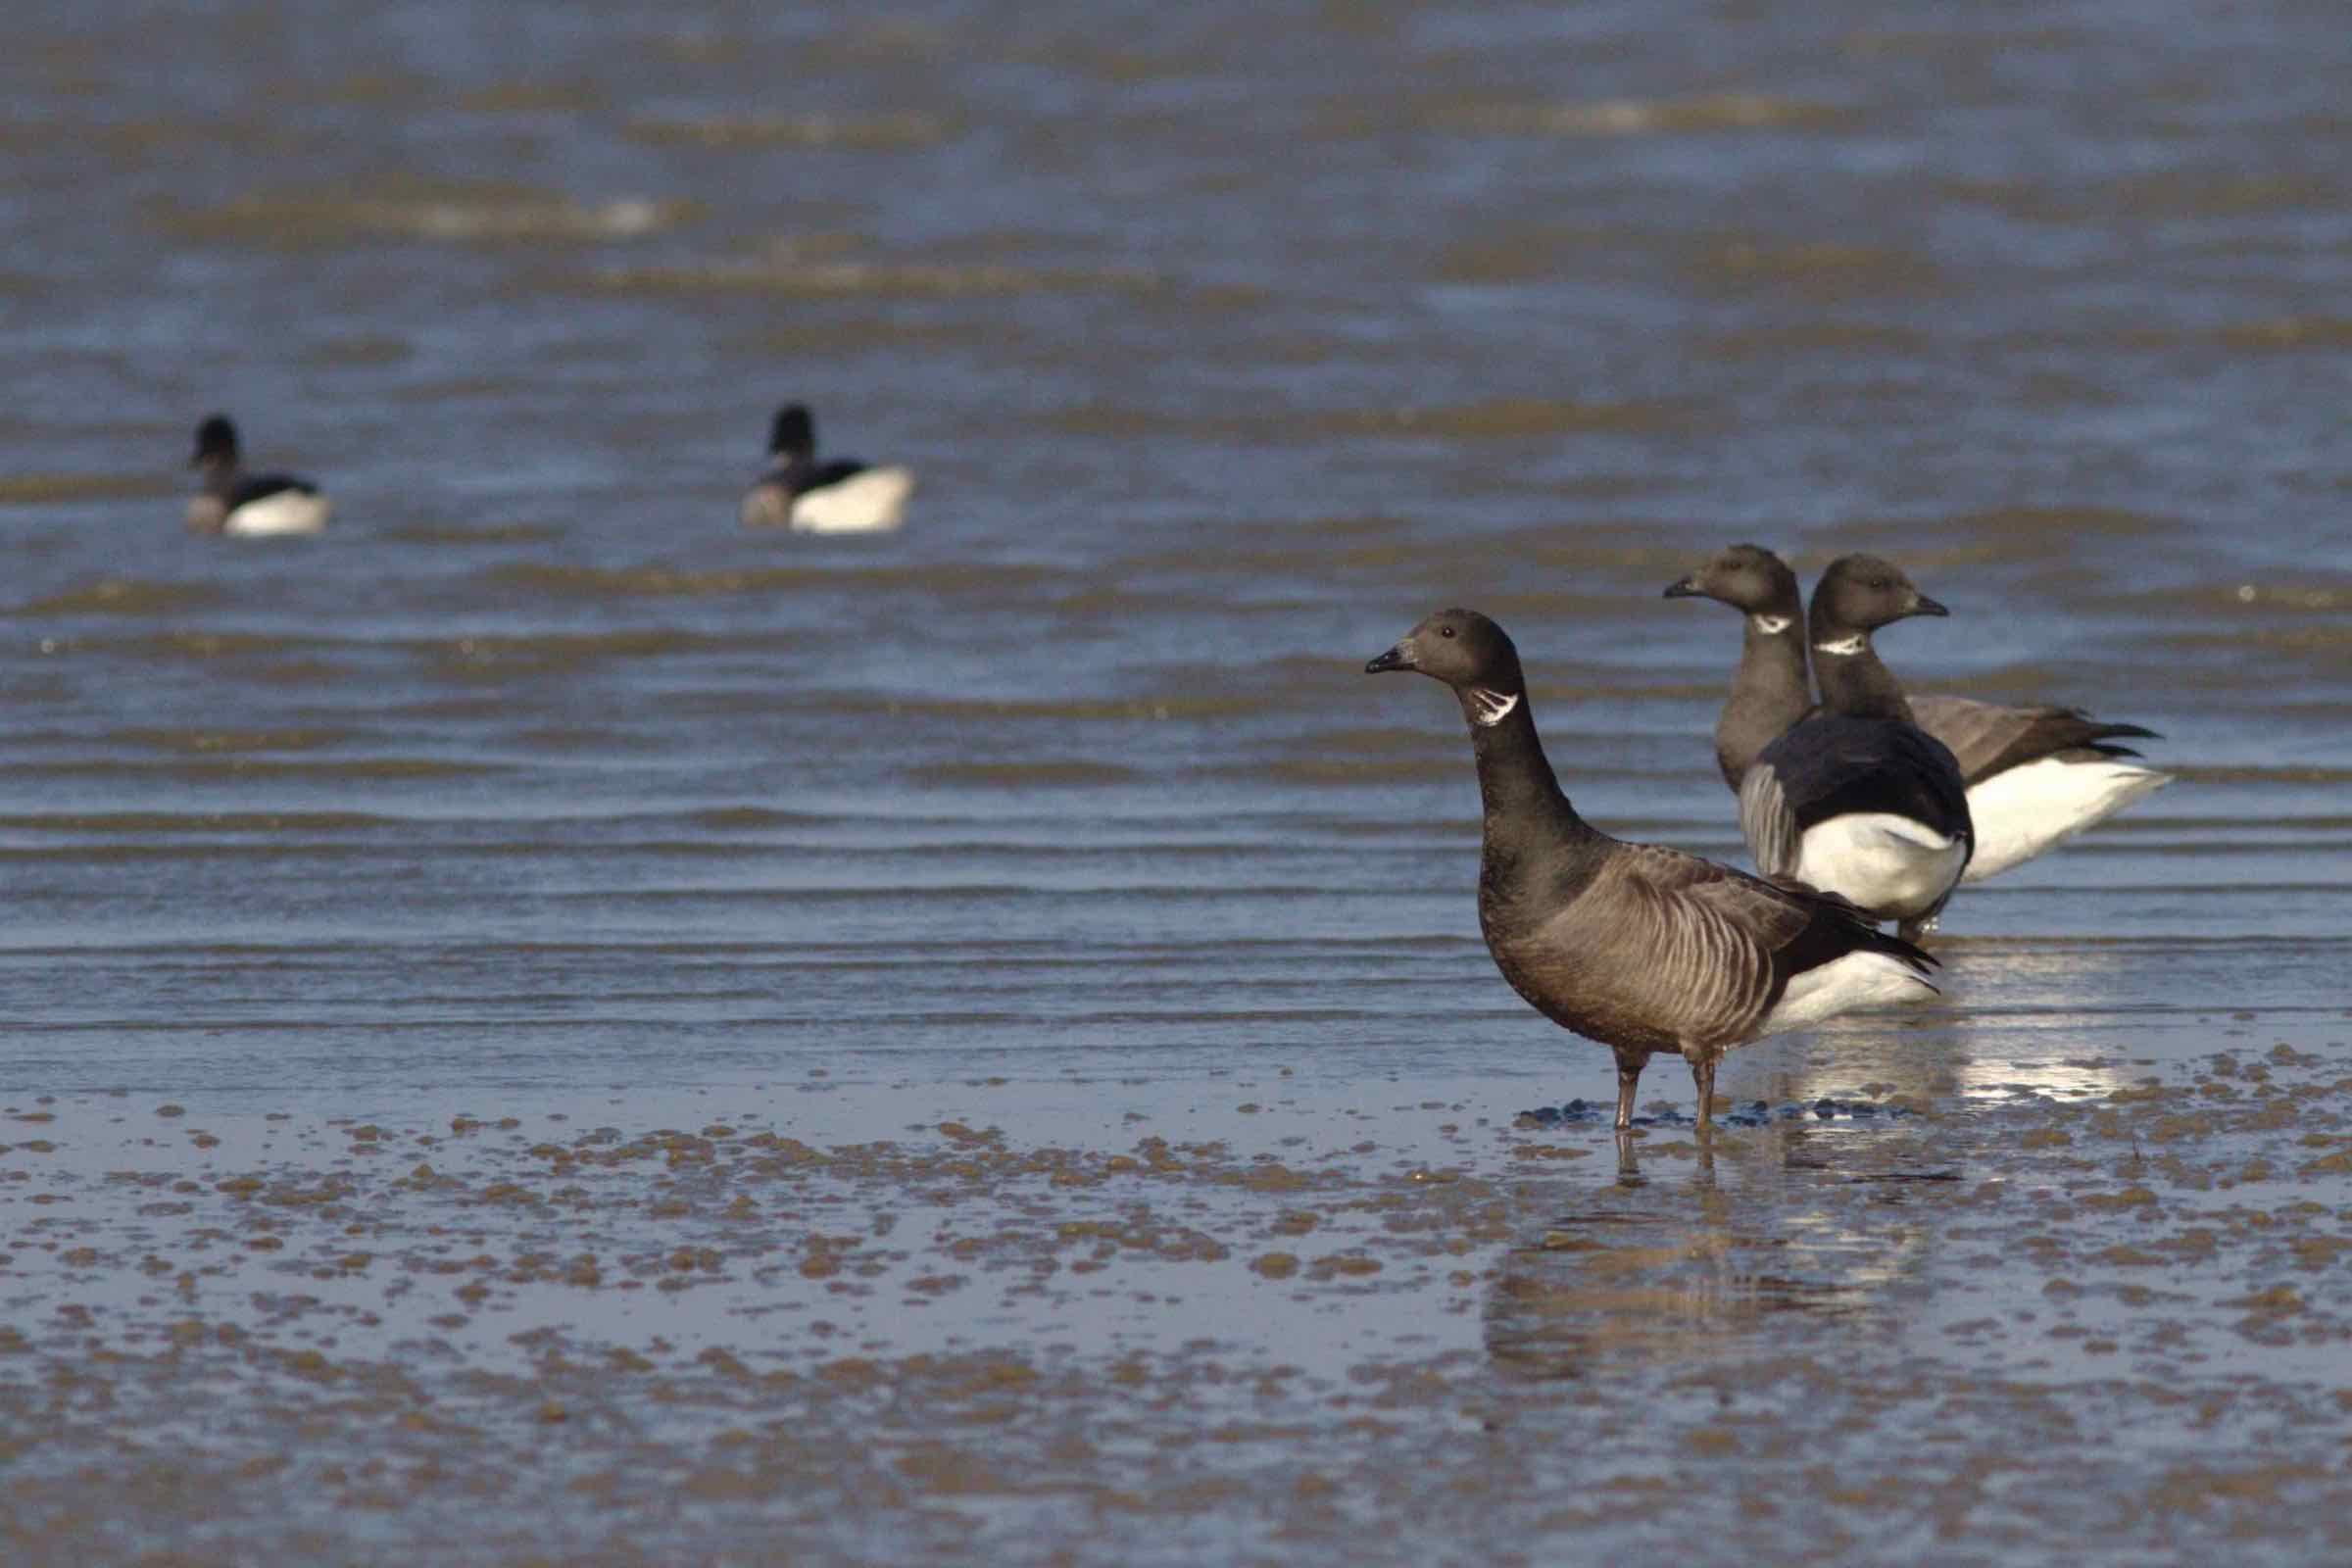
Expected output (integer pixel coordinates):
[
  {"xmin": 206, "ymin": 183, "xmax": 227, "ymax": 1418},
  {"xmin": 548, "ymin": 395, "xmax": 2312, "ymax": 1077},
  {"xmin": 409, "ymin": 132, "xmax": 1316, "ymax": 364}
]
[
  {"xmin": 1890, "ymin": 932, "xmax": 1940, "ymax": 973},
  {"xmin": 1800, "ymin": 882, "xmax": 1941, "ymax": 973}
]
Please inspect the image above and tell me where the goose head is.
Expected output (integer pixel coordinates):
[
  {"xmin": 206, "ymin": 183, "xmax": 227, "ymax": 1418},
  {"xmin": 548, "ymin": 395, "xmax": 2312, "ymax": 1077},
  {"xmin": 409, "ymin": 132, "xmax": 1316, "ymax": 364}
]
[{"xmin": 1811, "ymin": 554, "xmax": 1947, "ymax": 638}]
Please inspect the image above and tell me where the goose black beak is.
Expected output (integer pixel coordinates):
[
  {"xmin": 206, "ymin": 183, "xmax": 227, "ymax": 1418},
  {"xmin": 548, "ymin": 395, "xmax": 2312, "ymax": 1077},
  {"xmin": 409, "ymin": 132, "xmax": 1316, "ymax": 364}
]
[
  {"xmin": 1662, "ymin": 575, "xmax": 1701, "ymax": 599},
  {"xmin": 1364, "ymin": 643, "xmax": 1414, "ymax": 674},
  {"xmin": 1908, "ymin": 593, "xmax": 1949, "ymax": 617}
]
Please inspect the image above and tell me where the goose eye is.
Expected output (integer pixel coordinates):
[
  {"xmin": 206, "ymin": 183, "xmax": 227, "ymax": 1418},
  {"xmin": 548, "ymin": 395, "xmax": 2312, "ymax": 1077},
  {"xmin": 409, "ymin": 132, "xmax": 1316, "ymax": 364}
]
[{"xmin": 1440, "ymin": 625, "xmax": 1456, "ymax": 639}]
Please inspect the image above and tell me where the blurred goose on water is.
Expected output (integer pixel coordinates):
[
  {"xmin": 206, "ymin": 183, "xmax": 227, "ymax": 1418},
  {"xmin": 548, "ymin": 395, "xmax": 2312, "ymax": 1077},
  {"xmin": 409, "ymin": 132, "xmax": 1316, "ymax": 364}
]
[
  {"xmin": 740, "ymin": 403, "xmax": 914, "ymax": 534},
  {"xmin": 1734, "ymin": 556, "xmax": 1974, "ymax": 942},
  {"xmin": 1365, "ymin": 608, "xmax": 1938, "ymax": 1131},
  {"xmin": 185, "ymin": 415, "xmax": 330, "ymax": 537},
  {"xmin": 1666, "ymin": 544, "xmax": 2169, "ymax": 886}
]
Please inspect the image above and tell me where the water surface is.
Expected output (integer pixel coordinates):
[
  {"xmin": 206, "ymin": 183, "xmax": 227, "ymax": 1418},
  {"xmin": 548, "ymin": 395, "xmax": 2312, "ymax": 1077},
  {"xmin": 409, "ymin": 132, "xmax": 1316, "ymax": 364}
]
[{"xmin": 2, "ymin": 2, "xmax": 2348, "ymax": 1563}]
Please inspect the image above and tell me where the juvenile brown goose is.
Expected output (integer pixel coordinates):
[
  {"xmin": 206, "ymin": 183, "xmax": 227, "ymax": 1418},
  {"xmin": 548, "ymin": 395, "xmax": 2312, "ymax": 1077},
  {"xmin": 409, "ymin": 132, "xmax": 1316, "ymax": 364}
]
[
  {"xmin": 1738, "ymin": 556, "xmax": 1974, "ymax": 941},
  {"xmin": 1667, "ymin": 545, "xmax": 2169, "ymax": 884},
  {"xmin": 1365, "ymin": 608, "xmax": 1937, "ymax": 1130}
]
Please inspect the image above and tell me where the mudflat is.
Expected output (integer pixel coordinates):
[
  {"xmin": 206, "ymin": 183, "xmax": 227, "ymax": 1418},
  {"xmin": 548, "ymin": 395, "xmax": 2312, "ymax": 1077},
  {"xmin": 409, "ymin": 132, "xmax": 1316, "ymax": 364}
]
[{"xmin": 4, "ymin": 0, "xmax": 2349, "ymax": 1561}]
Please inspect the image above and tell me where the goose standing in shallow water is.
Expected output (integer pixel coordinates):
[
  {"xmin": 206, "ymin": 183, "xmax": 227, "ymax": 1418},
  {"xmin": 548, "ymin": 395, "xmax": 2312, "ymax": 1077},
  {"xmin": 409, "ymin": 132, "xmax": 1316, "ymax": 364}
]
[
  {"xmin": 1365, "ymin": 608, "xmax": 1937, "ymax": 1130},
  {"xmin": 185, "ymin": 415, "xmax": 330, "ymax": 537},
  {"xmin": 1737, "ymin": 556, "xmax": 1974, "ymax": 941},
  {"xmin": 1663, "ymin": 543, "xmax": 1813, "ymax": 791},
  {"xmin": 740, "ymin": 403, "xmax": 914, "ymax": 534},
  {"xmin": 1667, "ymin": 544, "xmax": 2170, "ymax": 887}
]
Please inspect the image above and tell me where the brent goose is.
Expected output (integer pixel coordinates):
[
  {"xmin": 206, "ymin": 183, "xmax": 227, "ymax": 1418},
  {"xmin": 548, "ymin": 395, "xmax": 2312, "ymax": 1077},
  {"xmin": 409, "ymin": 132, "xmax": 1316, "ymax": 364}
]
[
  {"xmin": 1663, "ymin": 543, "xmax": 1812, "ymax": 791},
  {"xmin": 1366, "ymin": 608, "xmax": 1938, "ymax": 1129},
  {"xmin": 740, "ymin": 403, "xmax": 913, "ymax": 533},
  {"xmin": 185, "ymin": 415, "xmax": 331, "ymax": 537},
  {"xmin": 1737, "ymin": 556, "xmax": 1974, "ymax": 941},
  {"xmin": 1668, "ymin": 546, "xmax": 2170, "ymax": 884}
]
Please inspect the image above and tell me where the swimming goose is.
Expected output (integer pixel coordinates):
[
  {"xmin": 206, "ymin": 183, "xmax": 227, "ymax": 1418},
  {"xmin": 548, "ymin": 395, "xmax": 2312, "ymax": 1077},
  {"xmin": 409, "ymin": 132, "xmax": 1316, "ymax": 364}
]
[
  {"xmin": 1667, "ymin": 547, "xmax": 2169, "ymax": 885},
  {"xmin": 1366, "ymin": 608, "xmax": 1938, "ymax": 1130},
  {"xmin": 1738, "ymin": 556, "xmax": 1974, "ymax": 941},
  {"xmin": 739, "ymin": 403, "xmax": 913, "ymax": 533},
  {"xmin": 185, "ymin": 415, "xmax": 331, "ymax": 537}
]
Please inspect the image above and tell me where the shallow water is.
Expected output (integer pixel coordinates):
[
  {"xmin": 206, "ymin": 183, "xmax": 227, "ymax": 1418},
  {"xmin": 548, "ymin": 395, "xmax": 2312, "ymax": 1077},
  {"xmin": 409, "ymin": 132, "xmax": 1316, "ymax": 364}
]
[{"xmin": 3, "ymin": 1, "xmax": 2349, "ymax": 1563}]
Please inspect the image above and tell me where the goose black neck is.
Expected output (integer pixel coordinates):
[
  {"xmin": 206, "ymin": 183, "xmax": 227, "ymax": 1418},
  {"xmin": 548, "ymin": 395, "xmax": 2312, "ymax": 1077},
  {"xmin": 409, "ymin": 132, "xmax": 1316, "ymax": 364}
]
[
  {"xmin": 1717, "ymin": 604, "xmax": 1812, "ymax": 786},
  {"xmin": 195, "ymin": 454, "xmax": 240, "ymax": 499},
  {"xmin": 1813, "ymin": 629, "xmax": 1915, "ymax": 723},
  {"xmin": 1463, "ymin": 687, "xmax": 1597, "ymax": 850}
]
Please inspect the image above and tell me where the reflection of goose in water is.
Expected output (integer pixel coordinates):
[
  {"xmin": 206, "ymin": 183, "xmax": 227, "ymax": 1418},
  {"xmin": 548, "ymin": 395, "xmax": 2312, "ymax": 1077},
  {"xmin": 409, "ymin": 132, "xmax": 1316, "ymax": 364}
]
[
  {"xmin": 1755, "ymin": 938, "xmax": 2144, "ymax": 1110},
  {"xmin": 1484, "ymin": 1139, "xmax": 1938, "ymax": 1378}
]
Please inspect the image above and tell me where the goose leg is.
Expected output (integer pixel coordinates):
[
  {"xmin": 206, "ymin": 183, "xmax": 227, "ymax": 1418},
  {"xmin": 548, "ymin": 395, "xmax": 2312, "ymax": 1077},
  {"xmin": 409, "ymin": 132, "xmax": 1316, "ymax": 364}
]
[
  {"xmin": 1612, "ymin": 1051, "xmax": 1644, "ymax": 1131},
  {"xmin": 1690, "ymin": 1056, "xmax": 1716, "ymax": 1130},
  {"xmin": 1691, "ymin": 1139, "xmax": 1717, "ymax": 1184}
]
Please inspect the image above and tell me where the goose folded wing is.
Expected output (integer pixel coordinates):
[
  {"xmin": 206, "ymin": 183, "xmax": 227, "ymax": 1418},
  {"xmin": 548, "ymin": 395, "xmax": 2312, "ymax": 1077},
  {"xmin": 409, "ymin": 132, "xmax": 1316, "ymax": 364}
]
[
  {"xmin": 1761, "ymin": 716, "xmax": 1972, "ymax": 845},
  {"xmin": 1737, "ymin": 759, "xmax": 1799, "ymax": 880},
  {"xmin": 1909, "ymin": 694, "xmax": 2159, "ymax": 784},
  {"xmin": 1878, "ymin": 722, "xmax": 1975, "ymax": 843},
  {"xmin": 1567, "ymin": 843, "xmax": 1836, "ymax": 1046}
]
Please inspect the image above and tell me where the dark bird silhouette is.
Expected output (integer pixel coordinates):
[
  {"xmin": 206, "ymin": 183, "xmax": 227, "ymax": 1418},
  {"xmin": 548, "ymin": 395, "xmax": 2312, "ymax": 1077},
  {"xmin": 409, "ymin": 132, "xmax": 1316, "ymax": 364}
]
[{"xmin": 1366, "ymin": 607, "xmax": 1937, "ymax": 1129}]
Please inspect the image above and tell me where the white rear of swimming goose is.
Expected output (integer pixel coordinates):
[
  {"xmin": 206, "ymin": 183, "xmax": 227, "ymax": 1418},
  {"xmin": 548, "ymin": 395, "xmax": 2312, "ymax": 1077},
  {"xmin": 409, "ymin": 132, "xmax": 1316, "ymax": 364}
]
[
  {"xmin": 1366, "ymin": 608, "xmax": 1938, "ymax": 1131},
  {"xmin": 186, "ymin": 415, "xmax": 331, "ymax": 538},
  {"xmin": 1738, "ymin": 556, "xmax": 1974, "ymax": 941},
  {"xmin": 740, "ymin": 403, "xmax": 913, "ymax": 534}
]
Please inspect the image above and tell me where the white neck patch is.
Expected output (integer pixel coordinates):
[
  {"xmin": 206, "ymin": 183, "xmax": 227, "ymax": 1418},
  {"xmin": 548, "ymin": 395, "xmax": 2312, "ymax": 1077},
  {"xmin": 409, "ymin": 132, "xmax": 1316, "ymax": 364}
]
[
  {"xmin": 1749, "ymin": 613, "xmax": 1792, "ymax": 635},
  {"xmin": 1468, "ymin": 687, "xmax": 1520, "ymax": 727},
  {"xmin": 1813, "ymin": 634, "xmax": 1865, "ymax": 656}
]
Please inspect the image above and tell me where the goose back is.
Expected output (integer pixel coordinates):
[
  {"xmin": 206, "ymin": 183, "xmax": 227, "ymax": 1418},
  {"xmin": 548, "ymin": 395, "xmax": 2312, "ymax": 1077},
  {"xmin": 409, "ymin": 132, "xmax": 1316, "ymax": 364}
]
[
  {"xmin": 227, "ymin": 472, "xmax": 318, "ymax": 510},
  {"xmin": 1744, "ymin": 714, "xmax": 1973, "ymax": 862}
]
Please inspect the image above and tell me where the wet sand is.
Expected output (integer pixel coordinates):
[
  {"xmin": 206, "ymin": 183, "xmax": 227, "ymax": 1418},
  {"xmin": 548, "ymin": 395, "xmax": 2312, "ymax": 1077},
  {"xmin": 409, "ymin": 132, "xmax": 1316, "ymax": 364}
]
[{"xmin": 9, "ymin": 964, "xmax": 2352, "ymax": 1564}]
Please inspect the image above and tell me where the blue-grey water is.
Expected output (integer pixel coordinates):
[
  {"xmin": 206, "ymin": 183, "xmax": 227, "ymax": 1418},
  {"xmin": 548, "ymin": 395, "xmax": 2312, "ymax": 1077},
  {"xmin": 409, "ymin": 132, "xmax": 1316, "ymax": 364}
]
[{"xmin": 3, "ymin": 3, "xmax": 2349, "ymax": 1565}]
